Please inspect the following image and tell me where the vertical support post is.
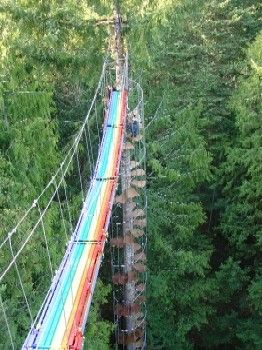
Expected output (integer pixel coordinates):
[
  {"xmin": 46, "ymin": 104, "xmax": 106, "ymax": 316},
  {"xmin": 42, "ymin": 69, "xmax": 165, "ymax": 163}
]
[
  {"xmin": 121, "ymin": 150, "xmax": 135, "ymax": 349},
  {"xmin": 113, "ymin": 9, "xmax": 122, "ymax": 89},
  {"xmin": 113, "ymin": 6, "xmax": 135, "ymax": 350}
]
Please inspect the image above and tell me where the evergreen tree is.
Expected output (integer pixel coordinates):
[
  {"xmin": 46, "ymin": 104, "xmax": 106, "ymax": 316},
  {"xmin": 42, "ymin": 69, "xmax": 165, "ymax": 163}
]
[
  {"xmin": 0, "ymin": 1, "xmax": 112, "ymax": 347},
  {"xmin": 124, "ymin": 0, "xmax": 261, "ymax": 348},
  {"xmin": 0, "ymin": 0, "xmax": 261, "ymax": 348},
  {"xmin": 207, "ymin": 31, "xmax": 262, "ymax": 350}
]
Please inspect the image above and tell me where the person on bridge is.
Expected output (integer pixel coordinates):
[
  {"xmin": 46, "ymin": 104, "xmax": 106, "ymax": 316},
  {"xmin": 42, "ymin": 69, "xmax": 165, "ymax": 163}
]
[{"xmin": 127, "ymin": 110, "xmax": 140, "ymax": 137}]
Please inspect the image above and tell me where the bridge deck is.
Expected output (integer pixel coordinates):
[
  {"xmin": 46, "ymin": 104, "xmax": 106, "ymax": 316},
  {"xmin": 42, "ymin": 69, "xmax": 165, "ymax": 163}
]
[{"xmin": 23, "ymin": 90, "xmax": 127, "ymax": 349}]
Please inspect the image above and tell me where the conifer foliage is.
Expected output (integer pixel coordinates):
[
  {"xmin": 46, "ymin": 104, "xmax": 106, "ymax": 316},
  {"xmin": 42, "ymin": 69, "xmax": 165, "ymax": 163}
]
[
  {"xmin": 126, "ymin": 0, "xmax": 261, "ymax": 348},
  {"xmin": 0, "ymin": 0, "xmax": 261, "ymax": 349}
]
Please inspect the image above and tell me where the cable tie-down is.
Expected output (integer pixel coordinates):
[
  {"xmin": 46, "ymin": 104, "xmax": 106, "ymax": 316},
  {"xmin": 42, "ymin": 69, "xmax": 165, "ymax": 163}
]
[
  {"xmin": 106, "ymin": 124, "xmax": 123, "ymax": 128},
  {"xmin": 96, "ymin": 176, "xmax": 117, "ymax": 181},
  {"xmin": 73, "ymin": 239, "xmax": 100, "ymax": 244}
]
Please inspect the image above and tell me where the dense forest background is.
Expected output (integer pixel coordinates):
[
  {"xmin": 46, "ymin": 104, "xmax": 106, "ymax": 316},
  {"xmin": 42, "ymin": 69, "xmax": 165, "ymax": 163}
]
[{"xmin": 0, "ymin": 0, "xmax": 261, "ymax": 349}]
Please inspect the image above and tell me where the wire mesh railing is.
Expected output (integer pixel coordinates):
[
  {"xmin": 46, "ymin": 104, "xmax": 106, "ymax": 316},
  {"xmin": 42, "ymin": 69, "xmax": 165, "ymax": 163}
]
[{"xmin": 0, "ymin": 59, "xmax": 113, "ymax": 349}]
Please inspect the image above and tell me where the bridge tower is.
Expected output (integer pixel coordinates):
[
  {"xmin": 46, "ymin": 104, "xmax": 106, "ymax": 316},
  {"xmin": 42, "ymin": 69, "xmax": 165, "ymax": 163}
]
[{"xmin": 110, "ymin": 5, "xmax": 147, "ymax": 350}]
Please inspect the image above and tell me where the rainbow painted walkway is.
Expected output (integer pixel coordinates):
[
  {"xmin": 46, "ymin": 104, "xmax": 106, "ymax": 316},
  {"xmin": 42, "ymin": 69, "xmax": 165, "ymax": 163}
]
[{"xmin": 23, "ymin": 89, "xmax": 127, "ymax": 349}]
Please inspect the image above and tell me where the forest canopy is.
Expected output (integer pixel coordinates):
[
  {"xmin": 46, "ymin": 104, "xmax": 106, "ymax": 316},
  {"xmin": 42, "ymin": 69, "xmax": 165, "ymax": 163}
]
[{"xmin": 0, "ymin": 0, "xmax": 261, "ymax": 349}]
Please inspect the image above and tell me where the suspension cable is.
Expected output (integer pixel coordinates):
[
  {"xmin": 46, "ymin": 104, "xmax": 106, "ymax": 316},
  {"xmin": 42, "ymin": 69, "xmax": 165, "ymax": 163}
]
[
  {"xmin": 0, "ymin": 57, "xmax": 108, "ymax": 251},
  {"xmin": 0, "ymin": 294, "xmax": 15, "ymax": 350}
]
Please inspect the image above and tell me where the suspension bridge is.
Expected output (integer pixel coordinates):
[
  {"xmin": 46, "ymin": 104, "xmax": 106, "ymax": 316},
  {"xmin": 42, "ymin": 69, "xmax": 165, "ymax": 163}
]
[{"xmin": 0, "ymin": 16, "xmax": 147, "ymax": 349}]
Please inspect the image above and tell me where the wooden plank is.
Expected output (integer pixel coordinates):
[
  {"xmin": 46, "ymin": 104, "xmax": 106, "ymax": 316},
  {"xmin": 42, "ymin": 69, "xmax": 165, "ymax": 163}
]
[
  {"xmin": 131, "ymin": 179, "xmax": 146, "ymax": 188},
  {"xmin": 110, "ymin": 235, "xmax": 134, "ymax": 247},
  {"xmin": 123, "ymin": 142, "xmax": 134, "ymax": 150},
  {"xmin": 129, "ymin": 202, "xmax": 136, "ymax": 210},
  {"xmin": 114, "ymin": 188, "xmax": 139, "ymax": 203},
  {"xmin": 114, "ymin": 193, "xmax": 126, "ymax": 204},
  {"xmin": 133, "ymin": 243, "xmax": 142, "ymax": 252},
  {"xmin": 134, "ymin": 252, "xmax": 146, "ymax": 262},
  {"xmin": 135, "ymin": 283, "xmax": 145, "ymax": 292},
  {"xmin": 136, "ymin": 295, "xmax": 146, "ymax": 303},
  {"xmin": 130, "ymin": 229, "xmax": 144, "ymax": 238},
  {"xmin": 126, "ymin": 187, "xmax": 140, "ymax": 199},
  {"xmin": 130, "ymin": 161, "xmax": 139, "ymax": 169},
  {"xmin": 131, "ymin": 209, "xmax": 145, "ymax": 218},
  {"xmin": 134, "ymin": 263, "xmax": 146, "ymax": 272},
  {"xmin": 114, "ymin": 303, "xmax": 141, "ymax": 316},
  {"xmin": 113, "ymin": 271, "xmax": 137, "ymax": 284},
  {"xmin": 131, "ymin": 134, "xmax": 143, "ymax": 142},
  {"xmin": 133, "ymin": 218, "xmax": 146, "ymax": 228},
  {"xmin": 131, "ymin": 168, "xmax": 146, "ymax": 177}
]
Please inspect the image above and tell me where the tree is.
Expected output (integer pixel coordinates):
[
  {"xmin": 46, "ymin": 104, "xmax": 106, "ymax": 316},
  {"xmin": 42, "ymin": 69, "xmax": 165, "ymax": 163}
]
[
  {"xmin": 0, "ymin": 1, "xmax": 111, "ymax": 347},
  {"xmin": 215, "ymin": 32, "xmax": 262, "ymax": 349},
  {"xmin": 123, "ymin": 0, "xmax": 261, "ymax": 348}
]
